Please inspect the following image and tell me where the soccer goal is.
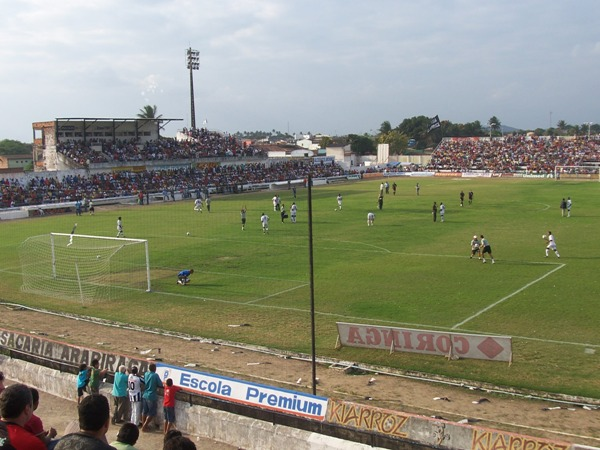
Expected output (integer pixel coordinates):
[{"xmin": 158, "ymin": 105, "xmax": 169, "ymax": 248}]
[
  {"xmin": 554, "ymin": 165, "xmax": 600, "ymax": 181},
  {"xmin": 19, "ymin": 233, "xmax": 151, "ymax": 305}
]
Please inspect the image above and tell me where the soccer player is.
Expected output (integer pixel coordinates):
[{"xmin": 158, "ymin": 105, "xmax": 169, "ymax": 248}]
[
  {"xmin": 336, "ymin": 194, "xmax": 343, "ymax": 210},
  {"xmin": 392, "ymin": 182, "xmax": 397, "ymax": 195},
  {"xmin": 193, "ymin": 197, "xmax": 203, "ymax": 212},
  {"xmin": 367, "ymin": 212, "xmax": 375, "ymax": 226},
  {"xmin": 290, "ymin": 202, "xmax": 297, "ymax": 223},
  {"xmin": 545, "ymin": 232, "xmax": 560, "ymax": 258},
  {"xmin": 470, "ymin": 235, "xmax": 481, "ymax": 259},
  {"xmin": 439, "ymin": 202, "xmax": 445, "ymax": 222},
  {"xmin": 560, "ymin": 198, "xmax": 567, "ymax": 217},
  {"xmin": 67, "ymin": 223, "xmax": 78, "ymax": 247},
  {"xmin": 280, "ymin": 203, "xmax": 286, "ymax": 223},
  {"xmin": 432, "ymin": 202, "xmax": 437, "ymax": 222},
  {"xmin": 566, "ymin": 197, "xmax": 572, "ymax": 217},
  {"xmin": 117, "ymin": 216, "xmax": 124, "ymax": 237},
  {"xmin": 260, "ymin": 213, "xmax": 270, "ymax": 234},
  {"xmin": 177, "ymin": 269, "xmax": 193, "ymax": 285},
  {"xmin": 480, "ymin": 235, "xmax": 495, "ymax": 264},
  {"xmin": 468, "ymin": 191, "xmax": 474, "ymax": 205},
  {"xmin": 240, "ymin": 206, "xmax": 247, "ymax": 230},
  {"xmin": 415, "ymin": 183, "xmax": 420, "ymax": 196},
  {"xmin": 460, "ymin": 191, "xmax": 465, "ymax": 207}
]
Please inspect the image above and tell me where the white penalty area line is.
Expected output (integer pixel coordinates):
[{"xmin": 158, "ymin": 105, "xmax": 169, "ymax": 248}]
[
  {"xmin": 245, "ymin": 283, "xmax": 309, "ymax": 304},
  {"xmin": 452, "ymin": 263, "xmax": 566, "ymax": 329}
]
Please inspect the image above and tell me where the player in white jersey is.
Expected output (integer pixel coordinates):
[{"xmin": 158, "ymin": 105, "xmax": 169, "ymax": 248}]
[
  {"xmin": 336, "ymin": 194, "xmax": 343, "ymax": 210},
  {"xmin": 260, "ymin": 213, "xmax": 270, "ymax": 234},
  {"xmin": 566, "ymin": 197, "xmax": 572, "ymax": 217},
  {"xmin": 128, "ymin": 366, "xmax": 144, "ymax": 426},
  {"xmin": 194, "ymin": 198, "xmax": 203, "ymax": 212},
  {"xmin": 545, "ymin": 231, "xmax": 560, "ymax": 258},
  {"xmin": 470, "ymin": 235, "xmax": 481, "ymax": 259},
  {"xmin": 290, "ymin": 202, "xmax": 297, "ymax": 223},
  {"xmin": 439, "ymin": 203, "xmax": 446, "ymax": 222},
  {"xmin": 367, "ymin": 212, "xmax": 375, "ymax": 226}
]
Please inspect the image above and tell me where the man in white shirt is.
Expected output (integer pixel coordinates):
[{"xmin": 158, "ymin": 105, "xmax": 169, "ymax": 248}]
[
  {"xmin": 290, "ymin": 203, "xmax": 297, "ymax": 223},
  {"xmin": 545, "ymin": 232, "xmax": 560, "ymax": 258},
  {"xmin": 367, "ymin": 212, "xmax": 375, "ymax": 226},
  {"xmin": 260, "ymin": 213, "xmax": 270, "ymax": 234}
]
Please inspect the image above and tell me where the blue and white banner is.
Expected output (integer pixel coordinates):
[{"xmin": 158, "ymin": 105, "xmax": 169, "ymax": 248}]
[{"xmin": 156, "ymin": 363, "xmax": 328, "ymax": 420}]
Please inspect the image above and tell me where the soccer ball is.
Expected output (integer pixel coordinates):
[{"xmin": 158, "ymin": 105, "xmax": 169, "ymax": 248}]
[
  {"xmin": 186, "ymin": 231, "xmax": 190, "ymax": 236},
  {"xmin": 542, "ymin": 234, "xmax": 546, "ymax": 239},
  {"xmin": 96, "ymin": 255, "xmax": 101, "ymax": 259}
]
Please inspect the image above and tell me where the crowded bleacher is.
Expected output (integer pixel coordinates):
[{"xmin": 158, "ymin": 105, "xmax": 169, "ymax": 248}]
[
  {"xmin": 0, "ymin": 160, "xmax": 346, "ymax": 208},
  {"xmin": 56, "ymin": 128, "xmax": 265, "ymax": 166},
  {"xmin": 426, "ymin": 135, "xmax": 600, "ymax": 173}
]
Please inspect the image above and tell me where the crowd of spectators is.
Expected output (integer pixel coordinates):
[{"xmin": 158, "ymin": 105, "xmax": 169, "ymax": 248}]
[
  {"xmin": 0, "ymin": 160, "xmax": 346, "ymax": 208},
  {"xmin": 426, "ymin": 135, "xmax": 600, "ymax": 173},
  {"xmin": 56, "ymin": 128, "xmax": 265, "ymax": 167}
]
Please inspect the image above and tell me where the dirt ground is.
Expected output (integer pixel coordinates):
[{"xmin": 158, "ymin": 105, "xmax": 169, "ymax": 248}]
[{"xmin": 1, "ymin": 306, "xmax": 598, "ymax": 448}]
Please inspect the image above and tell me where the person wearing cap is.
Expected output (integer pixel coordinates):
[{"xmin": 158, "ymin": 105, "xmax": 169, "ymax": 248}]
[{"xmin": 470, "ymin": 235, "xmax": 481, "ymax": 259}]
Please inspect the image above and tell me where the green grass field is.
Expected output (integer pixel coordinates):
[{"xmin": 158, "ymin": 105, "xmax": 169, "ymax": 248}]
[{"xmin": 1, "ymin": 176, "xmax": 599, "ymax": 399}]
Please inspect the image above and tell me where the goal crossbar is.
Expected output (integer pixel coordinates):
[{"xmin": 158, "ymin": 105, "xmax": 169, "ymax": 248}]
[{"xmin": 50, "ymin": 233, "xmax": 148, "ymax": 243}]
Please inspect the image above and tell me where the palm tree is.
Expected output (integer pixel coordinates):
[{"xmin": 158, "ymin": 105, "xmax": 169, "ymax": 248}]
[{"xmin": 137, "ymin": 105, "xmax": 162, "ymax": 119}]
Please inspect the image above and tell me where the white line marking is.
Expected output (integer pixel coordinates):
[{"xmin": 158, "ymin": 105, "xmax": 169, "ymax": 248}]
[
  {"xmin": 245, "ymin": 283, "xmax": 309, "ymax": 304},
  {"xmin": 452, "ymin": 263, "xmax": 566, "ymax": 329}
]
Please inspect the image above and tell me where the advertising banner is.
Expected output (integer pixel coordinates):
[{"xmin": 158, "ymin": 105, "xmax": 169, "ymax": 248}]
[
  {"xmin": 336, "ymin": 322, "xmax": 512, "ymax": 362},
  {"xmin": 156, "ymin": 363, "xmax": 328, "ymax": 420}
]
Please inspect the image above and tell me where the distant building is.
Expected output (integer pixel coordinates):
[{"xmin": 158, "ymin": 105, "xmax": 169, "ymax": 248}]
[
  {"xmin": 31, "ymin": 117, "xmax": 181, "ymax": 171},
  {"xmin": 0, "ymin": 154, "xmax": 33, "ymax": 170}
]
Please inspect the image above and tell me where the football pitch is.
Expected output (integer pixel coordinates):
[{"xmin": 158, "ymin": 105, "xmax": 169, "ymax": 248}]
[{"xmin": 0, "ymin": 176, "xmax": 598, "ymax": 399}]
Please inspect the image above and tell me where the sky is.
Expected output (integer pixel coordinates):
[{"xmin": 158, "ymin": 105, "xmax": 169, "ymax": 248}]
[{"xmin": 1, "ymin": 0, "xmax": 599, "ymax": 143}]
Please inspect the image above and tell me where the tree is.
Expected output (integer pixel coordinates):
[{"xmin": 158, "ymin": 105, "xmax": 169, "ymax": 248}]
[
  {"xmin": 0, "ymin": 139, "xmax": 32, "ymax": 155},
  {"xmin": 378, "ymin": 130, "xmax": 408, "ymax": 155},
  {"xmin": 319, "ymin": 136, "xmax": 332, "ymax": 149},
  {"xmin": 137, "ymin": 105, "xmax": 162, "ymax": 119},
  {"xmin": 347, "ymin": 134, "xmax": 376, "ymax": 155},
  {"xmin": 488, "ymin": 116, "xmax": 501, "ymax": 136},
  {"xmin": 556, "ymin": 120, "xmax": 567, "ymax": 135},
  {"xmin": 378, "ymin": 121, "xmax": 392, "ymax": 135}
]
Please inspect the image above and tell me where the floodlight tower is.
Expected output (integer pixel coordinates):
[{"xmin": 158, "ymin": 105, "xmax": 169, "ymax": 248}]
[{"xmin": 186, "ymin": 48, "xmax": 200, "ymax": 129}]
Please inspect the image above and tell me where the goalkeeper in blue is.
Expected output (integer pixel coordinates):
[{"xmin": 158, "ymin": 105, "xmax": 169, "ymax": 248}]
[{"xmin": 177, "ymin": 269, "xmax": 194, "ymax": 285}]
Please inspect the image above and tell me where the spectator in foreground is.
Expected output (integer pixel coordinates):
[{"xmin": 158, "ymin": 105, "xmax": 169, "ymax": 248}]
[
  {"xmin": 163, "ymin": 435, "xmax": 196, "ymax": 450},
  {"xmin": 24, "ymin": 388, "xmax": 57, "ymax": 448},
  {"xmin": 141, "ymin": 363, "xmax": 163, "ymax": 432},
  {"xmin": 55, "ymin": 394, "xmax": 113, "ymax": 450},
  {"xmin": 0, "ymin": 372, "xmax": 5, "ymax": 394},
  {"xmin": 0, "ymin": 383, "xmax": 46, "ymax": 450},
  {"xmin": 110, "ymin": 422, "xmax": 139, "ymax": 450},
  {"xmin": 111, "ymin": 365, "xmax": 129, "ymax": 425}
]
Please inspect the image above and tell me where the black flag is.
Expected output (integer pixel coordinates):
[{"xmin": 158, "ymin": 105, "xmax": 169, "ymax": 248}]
[{"xmin": 428, "ymin": 115, "xmax": 441, "ymax": 133}]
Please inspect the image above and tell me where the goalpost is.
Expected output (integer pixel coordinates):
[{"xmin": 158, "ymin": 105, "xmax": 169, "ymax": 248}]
[
  {"xmin": 19, "ymin": 233, "xmax": 151, "ymax": 305},
  {"xmin": 554, "ymin": 165, "xmax": 600, "ymax": 181}
]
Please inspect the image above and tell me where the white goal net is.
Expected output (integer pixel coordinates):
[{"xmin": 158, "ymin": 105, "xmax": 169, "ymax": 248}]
[
  {"xmin": 555, "ymin": 165, "xmax": 600, "ymax": 181},
  {"xmin": 19, "ymin": 233, "xmax": 151, "ymax": 304}
]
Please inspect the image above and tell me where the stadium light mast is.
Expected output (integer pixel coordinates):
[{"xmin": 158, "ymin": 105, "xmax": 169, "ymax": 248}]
[
  {"xmin": 584, "ymin": 122, "xmax": 594, "ymax": 138},
  {"xmin": 186, "ymin": 48, "xmax": 200, "ymax": 129}
]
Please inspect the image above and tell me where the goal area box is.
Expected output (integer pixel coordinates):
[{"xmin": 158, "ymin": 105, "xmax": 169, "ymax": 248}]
[{"xmin": 19, "ymin": 233, "xmax": 151, "ymax": 304}]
